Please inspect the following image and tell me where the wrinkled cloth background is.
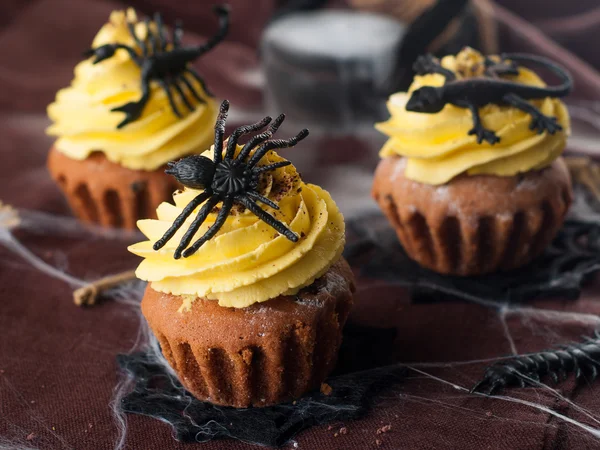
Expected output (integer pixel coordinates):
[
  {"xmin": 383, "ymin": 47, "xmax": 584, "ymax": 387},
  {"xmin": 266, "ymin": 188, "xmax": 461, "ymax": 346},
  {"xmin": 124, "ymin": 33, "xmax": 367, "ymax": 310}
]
[{"xmin": 1, "ymin": 1, "xmax": 600, "ymax": 449}]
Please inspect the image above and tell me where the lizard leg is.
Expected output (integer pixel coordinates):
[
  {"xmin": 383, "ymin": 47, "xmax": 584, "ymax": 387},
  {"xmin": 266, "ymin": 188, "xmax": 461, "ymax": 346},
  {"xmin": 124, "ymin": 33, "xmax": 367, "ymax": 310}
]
[
  {"xmin": 462, "ymin": 102, "xmax": 500, "ymax": 145},
  {"xmin": 484, "ymin": 57, "xmax": 519, "ymax": 78},
  {"xmin": 413, "ymin": 54, "xmax": 456, "ymax": 81},
  {"xmin": 503, "ymin": 93, "xmax": 562, "ymax": 135}
]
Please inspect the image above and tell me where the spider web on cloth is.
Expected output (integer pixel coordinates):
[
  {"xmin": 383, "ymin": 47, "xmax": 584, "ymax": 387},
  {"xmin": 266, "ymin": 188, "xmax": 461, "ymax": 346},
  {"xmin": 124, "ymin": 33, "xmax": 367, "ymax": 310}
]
[
  {"xmin": 117, "ymin": 324, "xmax": 402, "ymax": 447},
  {"xmin": 2, "ymin": 182, "xmax": 600, "ymax": 449}
]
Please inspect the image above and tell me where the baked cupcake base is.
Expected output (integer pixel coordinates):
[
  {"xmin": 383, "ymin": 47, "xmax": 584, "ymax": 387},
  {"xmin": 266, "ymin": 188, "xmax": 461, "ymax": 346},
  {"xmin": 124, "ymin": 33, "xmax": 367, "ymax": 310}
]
[
  {"xmin": 47, "ymin": 146, "xmax": 179, "ymax": 229},
  {"xmin": 141, "ymin": 258, "xmax": 355, "ymax": 408},
  {"xmin": 372, "ymin": 156, "xmax": 573, "ymax": 276}
]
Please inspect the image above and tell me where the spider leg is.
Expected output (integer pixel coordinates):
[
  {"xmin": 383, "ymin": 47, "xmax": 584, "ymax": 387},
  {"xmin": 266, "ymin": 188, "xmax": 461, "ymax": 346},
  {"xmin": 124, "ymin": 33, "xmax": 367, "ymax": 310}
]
[
  {"xmin": 153, "ymin": 12, "xmax": 167, "ymax": 51},
  {"xmin": 247, "ymin": 129, "xmax": 309, "ymax": 168},
  {"xmin": 254, "ymin": 161, "xmax": 291, "ymax": 173},
  {"xmin": 236, "ymin": 114, "xmax": 286, "ymax": 163},
  {"xmin": 245, "ymin": 191, "xmax": 279, "ymax": 210},
  {"xmin": 173, "ymin": 19, "xmax": 184, "ymax": 48},
  {"xmin": 225, "ymin": 116, "xmax": 273, "ymax": 160},
  {"xmin": 171, "ymin": 79, "xmax": 195, "ymax": 112},
  {"xmin": 178, "ymin": 74, "xmax": 205, "ymax": 104},
  {"xmin": 236, "ymin": 195, "xmax": 298, "ymax": 242},
  {"xmin": 174, "ymin": 196, "xmax": 221, "ymax": 259},
  {"xmin": 182, "ymin": 197, "xmax": 234, "ymax": 258},
  {"xmin": 128, "ymin": 20, "xmax": 147, "ymax": 57},
  {"xmin": 214, "ymin": 100, "xmax": 230, "ymax": 165},
  {"xmin": 152, "ymin": 191, "xmax": 211, "ymax": 250},
  {"xmin": 185, "ymin": 68, "xmax": 213, "ymax": 97},
  {"xmin": 158, "ymin": 79, "xmax": 182, "ymax": 118}
]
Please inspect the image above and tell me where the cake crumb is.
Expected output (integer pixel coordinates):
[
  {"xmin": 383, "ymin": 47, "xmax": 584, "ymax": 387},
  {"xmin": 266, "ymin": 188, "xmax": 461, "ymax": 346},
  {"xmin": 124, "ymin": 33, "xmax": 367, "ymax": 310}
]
[
  {"xmin": 376, "ymin": 425, "xmax": 391, "ymax": 434},
  {"xmin": 30, "ymin": 400, "xmax": 35, "ymax": 404},
  {"xmin": 320, "ymin": 383, "xmax": 332, "ymax": 396},
  {"xmin": 376, "ymin": 439, "xmax": 382, "ymax": 446},
  {"xmin": 26, "ymin": 433, "xmax": 35, "ymax": 441},
  {"xmin": 327, "ymin": 425, "xmax": 333, "ymax": 431},
  {"xmin": 339, "ymin": 427, "xmax": 347, "ymax": 435},
  {"xmin": 334, "ymin": 432, "xmax": 339, "ymax": 437}
]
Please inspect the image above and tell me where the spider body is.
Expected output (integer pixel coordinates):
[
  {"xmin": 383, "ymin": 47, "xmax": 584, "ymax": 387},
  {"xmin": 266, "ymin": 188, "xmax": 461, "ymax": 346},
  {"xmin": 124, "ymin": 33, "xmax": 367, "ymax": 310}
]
[
  {"xmin": 156, "ymin": 100, "xmax": 309, "ymax": 259},
  {"xmin": 83, "ymin": 6, "xmax": 230, "ymax": 128}
]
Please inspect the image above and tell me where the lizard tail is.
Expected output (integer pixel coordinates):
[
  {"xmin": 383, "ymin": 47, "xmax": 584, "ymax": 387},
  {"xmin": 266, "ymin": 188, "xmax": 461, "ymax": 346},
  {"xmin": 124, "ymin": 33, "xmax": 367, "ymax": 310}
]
[
  {"xmin": 501, "ymin": 53, "xmax": 573, "ymax": 97},
  {"xmin": 386, "ymin": 0, "xmax": 470, "ymax": 94}
]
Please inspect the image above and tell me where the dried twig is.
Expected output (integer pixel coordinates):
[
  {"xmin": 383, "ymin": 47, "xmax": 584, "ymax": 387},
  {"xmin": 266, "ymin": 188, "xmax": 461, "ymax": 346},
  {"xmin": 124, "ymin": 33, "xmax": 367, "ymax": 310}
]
[
  {"xmin": 0, "ymin": 201, "xmax": 20, "ymax": 231},
  {"xmin": 73, "ymin": 270, "xmax": 137, "ymax": 306}
]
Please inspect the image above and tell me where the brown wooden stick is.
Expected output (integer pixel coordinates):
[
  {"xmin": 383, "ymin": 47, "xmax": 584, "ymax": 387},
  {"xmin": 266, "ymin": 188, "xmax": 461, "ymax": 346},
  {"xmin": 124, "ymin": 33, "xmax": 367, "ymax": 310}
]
[
  {"xmin": 0, "ymin": 201, "xmax": 20, "ymax": 230},
  {"xmin": 73, "ymin": 270, "xmax": 137, "ymax": 306}
]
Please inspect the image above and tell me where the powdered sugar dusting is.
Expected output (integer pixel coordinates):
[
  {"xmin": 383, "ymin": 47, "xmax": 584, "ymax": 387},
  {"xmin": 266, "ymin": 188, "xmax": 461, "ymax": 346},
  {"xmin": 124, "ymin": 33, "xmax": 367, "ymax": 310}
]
[
  {"xmin": 391, "ymin": 158, "xmax": 407, "ymax": 182},
  {"xmin": 515, "ymin": 176, "xmax": 546, "ymax": 192}
]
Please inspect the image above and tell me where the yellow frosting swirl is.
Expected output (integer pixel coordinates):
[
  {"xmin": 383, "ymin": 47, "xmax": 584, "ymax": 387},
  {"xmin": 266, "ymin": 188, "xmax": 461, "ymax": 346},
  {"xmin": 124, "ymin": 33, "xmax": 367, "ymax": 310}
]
[
  {"xmin": 376, "ymin": 48, "xmax": 570, "ymax": 185},
  {"xmin": 128, "ymin": 148, "xmax": 346, "ymax": 308},
  {"xmin": 47, "ymin": 9, "xmax": 217, "ymax": 171}
]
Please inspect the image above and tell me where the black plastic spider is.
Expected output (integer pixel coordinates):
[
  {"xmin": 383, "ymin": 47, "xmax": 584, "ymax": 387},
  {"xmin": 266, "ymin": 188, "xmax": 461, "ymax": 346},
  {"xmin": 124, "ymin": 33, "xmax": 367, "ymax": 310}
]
[
  {"xmin": 83, "ymin": 5, "xmax": 230, "ymax": 129},
  {"xmin": 154, "ymin": 100, "xmax": 309, "ymax": 259}
]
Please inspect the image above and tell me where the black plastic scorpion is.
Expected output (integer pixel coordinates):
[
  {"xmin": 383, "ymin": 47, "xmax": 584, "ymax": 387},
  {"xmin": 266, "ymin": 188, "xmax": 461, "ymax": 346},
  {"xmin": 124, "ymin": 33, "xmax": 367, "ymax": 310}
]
[
  {"xmin": 154, "ymin": 100, "xmax": 309, "ymax": 259},
  {"xmin": 84, "ymin": 6, "xmax": 230, "ymax": 128}
]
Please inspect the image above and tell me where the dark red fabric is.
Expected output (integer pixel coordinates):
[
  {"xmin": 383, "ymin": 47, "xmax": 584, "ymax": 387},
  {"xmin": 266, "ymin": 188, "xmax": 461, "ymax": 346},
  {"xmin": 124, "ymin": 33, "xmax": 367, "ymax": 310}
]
[{"xmin": 1, "ymin": 1, "xmax": 600, "ymax": 449}]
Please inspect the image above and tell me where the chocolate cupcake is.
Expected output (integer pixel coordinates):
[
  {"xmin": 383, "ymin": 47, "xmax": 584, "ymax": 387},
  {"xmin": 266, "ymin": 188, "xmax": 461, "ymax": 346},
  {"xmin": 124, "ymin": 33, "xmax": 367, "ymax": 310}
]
[
  {"xmin": 372, "ymin": 48, "xmax": 573, "ymax": 276},
  {"xmin": 46, "ymin": 8, "xmax": 229, "ymax": 229},
  {"xmin": 129, "ymin": 101, "xmax": 354, "ymax": 407}
]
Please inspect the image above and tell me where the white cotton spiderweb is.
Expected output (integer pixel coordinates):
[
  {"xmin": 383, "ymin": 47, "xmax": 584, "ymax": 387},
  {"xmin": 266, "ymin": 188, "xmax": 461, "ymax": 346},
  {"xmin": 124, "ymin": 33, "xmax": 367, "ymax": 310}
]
[{"xmin": 2, "ymin": 197, "xmax": 600, "ymax": 448}]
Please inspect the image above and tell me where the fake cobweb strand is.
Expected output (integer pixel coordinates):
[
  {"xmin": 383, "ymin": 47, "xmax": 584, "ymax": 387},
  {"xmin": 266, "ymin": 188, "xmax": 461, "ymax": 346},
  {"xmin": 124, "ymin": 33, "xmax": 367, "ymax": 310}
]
[
  {"xmin": 110, "ymin": 217, "xmax": 600, "ymax": 446},
  {"xmin": 2, "ymin": 200, "xmax": 599, "ymax": 446},
  {"xmin": 115, "ymin": 333, "xmax": 406, "ymax": 447},
  {"xmin": 17, "ymin": 208, "xmax": 140, "ymax": 240},
  {"xmin": 0, "ymin": 233, "xmax": 85, "ymax": 288},
  {"xmin": 0, "ymin": 207, "xmax": 143, "ymax": 303},
  {"xmin": 1, "ymin": 364, "xmax": 73, "ymax": 450},
  {"xmin": 407, "ymin": 367, "xmax": 600, "ymax": 439},
  {"xmin": 107, "ymin": 281, "xmax": 179, "ymax": 450}
]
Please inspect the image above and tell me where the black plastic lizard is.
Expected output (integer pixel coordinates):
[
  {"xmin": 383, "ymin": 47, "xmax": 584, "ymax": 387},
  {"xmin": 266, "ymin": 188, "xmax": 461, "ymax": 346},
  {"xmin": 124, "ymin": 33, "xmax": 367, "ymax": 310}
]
[
  {"xmin": 83, "ymin": 5, "xmax": 229, "ymax": 129},
  {"xmin": 405, "ymin": 53, "xmax": 573, "ymax": 145}
]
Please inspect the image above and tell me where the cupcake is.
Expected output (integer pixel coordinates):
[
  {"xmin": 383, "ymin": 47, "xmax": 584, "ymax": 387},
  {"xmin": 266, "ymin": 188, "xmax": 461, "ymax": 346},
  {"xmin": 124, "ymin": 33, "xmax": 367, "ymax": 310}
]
[
  {"xmin": 46, "ymin": 7, "xmax": 229, "ymax": 229},
  {"xmin": 372, "ymin": 47, "xmax": 573, "ymax": 276},
  {"xmin": 129, "ymin": 101, "xmax": 355, "ymax": 407}
]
